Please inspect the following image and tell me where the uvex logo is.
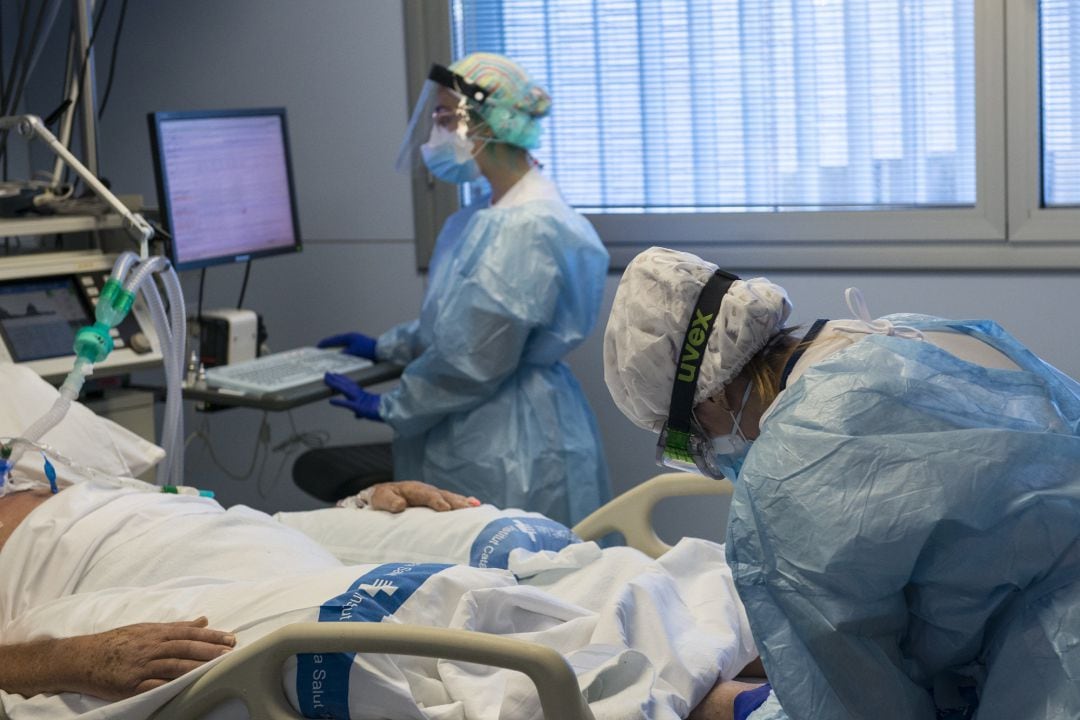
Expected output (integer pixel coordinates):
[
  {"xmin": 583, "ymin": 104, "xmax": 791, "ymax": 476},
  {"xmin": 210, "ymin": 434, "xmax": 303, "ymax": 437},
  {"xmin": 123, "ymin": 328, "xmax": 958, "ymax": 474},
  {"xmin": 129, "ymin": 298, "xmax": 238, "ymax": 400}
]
[{"xmin": 678, "ymin": 309, "xmax": 713, "ymax": 382}]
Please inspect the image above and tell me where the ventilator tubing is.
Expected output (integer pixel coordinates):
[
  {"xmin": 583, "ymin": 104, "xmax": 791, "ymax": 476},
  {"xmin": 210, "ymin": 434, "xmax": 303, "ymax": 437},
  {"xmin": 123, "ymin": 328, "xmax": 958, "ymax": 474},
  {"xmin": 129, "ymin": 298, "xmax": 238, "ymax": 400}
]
[
  {"xmin": 126, "ymin": 255, "xmax": 186, "ymax": 486},
  {"xmin": 8, "ymin": 251, "xmax": 187, "ymax": 488}
]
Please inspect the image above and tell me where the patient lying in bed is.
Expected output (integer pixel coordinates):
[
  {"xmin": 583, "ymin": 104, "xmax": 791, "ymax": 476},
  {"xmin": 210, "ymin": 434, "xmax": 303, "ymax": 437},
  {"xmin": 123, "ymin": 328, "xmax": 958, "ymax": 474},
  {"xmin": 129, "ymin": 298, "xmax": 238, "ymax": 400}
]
[{"xmin": 0, "ymin": 475, "xmax": 762, "ymax": 720}]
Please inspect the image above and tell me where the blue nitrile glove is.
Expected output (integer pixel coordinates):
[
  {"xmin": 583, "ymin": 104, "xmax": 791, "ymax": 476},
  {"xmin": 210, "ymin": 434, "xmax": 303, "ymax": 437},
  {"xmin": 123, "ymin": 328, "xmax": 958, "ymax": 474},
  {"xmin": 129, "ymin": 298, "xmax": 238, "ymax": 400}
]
[
  {"xmin": 324, "ymin": 372, "xmax": 383, "ymax": 422},
  {"xmin": 734, "ymin": 683, "xmax": 773, "ymax": 720},
  {"xmin": 318, "ymin": 332, "xmax": 378, "ymax": 360}
]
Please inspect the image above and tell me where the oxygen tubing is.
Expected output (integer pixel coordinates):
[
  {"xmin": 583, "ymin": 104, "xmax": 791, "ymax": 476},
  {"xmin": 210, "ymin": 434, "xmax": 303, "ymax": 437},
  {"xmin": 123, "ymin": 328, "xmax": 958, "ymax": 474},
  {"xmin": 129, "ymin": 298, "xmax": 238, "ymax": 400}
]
[
  {"xmin": 122, "ymin": 255, "xmax": 186, "ymax": 486},
  {"xmin": 7, "ymin": 254, "xmax": 187, "ymax": 487}
]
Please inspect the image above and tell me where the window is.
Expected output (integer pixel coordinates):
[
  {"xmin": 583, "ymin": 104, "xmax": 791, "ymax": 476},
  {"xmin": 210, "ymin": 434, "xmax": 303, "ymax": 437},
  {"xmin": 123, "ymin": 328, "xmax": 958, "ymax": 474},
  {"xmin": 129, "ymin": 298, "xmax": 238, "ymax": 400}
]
[
  {"xmin": 1039, "ymin": 0, "xmax": 1080, "ymax": 207},
  {"xmin": 1007, "ymin": 0, "xmax": 1080, "ymax": 245},
  {"xmin": 453, "ymin": 0, "xmax": 977, "ymax": 213},
  {"xmin": 407, "ymin": 1, "xmax": 1080, "ymax": 269}
]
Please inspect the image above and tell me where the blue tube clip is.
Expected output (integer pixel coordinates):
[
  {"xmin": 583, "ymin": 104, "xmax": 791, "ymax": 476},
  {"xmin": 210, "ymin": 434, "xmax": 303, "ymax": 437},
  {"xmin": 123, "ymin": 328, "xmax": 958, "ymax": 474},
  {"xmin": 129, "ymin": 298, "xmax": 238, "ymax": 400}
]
[{"xmin": 42, "ymin": 453, "xmax": 58, "ymax": 494}]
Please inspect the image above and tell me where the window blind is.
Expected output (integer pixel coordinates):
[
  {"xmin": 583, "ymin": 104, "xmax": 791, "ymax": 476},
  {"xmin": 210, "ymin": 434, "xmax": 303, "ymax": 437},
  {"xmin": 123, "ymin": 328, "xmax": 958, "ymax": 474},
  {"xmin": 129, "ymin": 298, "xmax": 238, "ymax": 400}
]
[
  {"xmin": 1041, "ymin": 0, "xmax": 1080, "ymax": 207},
  {"xmin": 451, "ymin": 0, "xmax": 976, "ymax": 213}
]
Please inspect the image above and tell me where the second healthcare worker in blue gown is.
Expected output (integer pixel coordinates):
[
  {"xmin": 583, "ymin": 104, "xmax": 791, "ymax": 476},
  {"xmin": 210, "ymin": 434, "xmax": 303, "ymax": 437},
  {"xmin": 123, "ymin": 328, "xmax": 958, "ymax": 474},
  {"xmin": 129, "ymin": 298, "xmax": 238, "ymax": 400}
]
[
  {"xmin": 604, "ymin": 247, "xmax": 1080, "ymax": 720},
  {"xmin": 319, "ymin": 53, "xmax": 610, "ymax": 527}
]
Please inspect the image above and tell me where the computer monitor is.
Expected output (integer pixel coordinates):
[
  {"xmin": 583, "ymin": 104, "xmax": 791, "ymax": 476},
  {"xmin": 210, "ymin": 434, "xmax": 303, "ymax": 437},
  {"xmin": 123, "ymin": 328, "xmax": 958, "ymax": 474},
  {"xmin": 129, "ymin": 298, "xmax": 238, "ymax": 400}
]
[{"xmin": 147, "ymin": 108, "xmax": 303, "ymax": 271}]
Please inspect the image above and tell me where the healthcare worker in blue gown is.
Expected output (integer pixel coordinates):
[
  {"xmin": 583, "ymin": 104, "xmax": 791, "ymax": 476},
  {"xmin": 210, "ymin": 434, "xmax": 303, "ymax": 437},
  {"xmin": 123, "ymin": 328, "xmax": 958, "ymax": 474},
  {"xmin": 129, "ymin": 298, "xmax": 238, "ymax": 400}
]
[
  {"xmin": 604, "ymin": 247, "xmax": 1080, "ymax": 720},
  {"xmin": 319, "ymin": 53, "xmax": 610, "ymax": 527}
]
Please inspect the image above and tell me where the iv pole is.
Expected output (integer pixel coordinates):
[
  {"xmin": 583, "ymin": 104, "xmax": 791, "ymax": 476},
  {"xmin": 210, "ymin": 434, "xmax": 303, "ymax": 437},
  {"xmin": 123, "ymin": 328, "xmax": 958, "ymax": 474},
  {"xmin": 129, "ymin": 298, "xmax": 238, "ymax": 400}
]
[{"xmin": 50, "ymin": 0, "xmax": 100, "ymax": 182}]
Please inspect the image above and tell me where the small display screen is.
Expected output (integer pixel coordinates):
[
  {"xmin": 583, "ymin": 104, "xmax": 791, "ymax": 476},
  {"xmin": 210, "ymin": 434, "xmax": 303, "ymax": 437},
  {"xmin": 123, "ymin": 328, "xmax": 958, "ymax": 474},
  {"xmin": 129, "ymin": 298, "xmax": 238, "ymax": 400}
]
[{"xmin": 0, "ymin": 277, "xmax": 92, "ymax": 362}]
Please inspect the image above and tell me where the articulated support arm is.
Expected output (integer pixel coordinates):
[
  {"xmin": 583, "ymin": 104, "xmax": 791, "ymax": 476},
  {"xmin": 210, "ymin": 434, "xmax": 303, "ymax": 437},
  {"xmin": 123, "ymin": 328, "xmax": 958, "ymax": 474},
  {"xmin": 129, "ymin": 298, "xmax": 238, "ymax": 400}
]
[{"xmin": 0, "ymin": 114, "xmax": 154, "ymax": 257}]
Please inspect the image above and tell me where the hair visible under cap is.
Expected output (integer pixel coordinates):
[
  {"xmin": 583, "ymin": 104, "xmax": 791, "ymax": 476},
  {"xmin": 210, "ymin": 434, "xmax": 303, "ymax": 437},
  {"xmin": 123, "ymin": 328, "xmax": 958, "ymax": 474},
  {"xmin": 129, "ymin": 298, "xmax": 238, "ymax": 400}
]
[{"xmin": 449, "ymin": 52, "xmax": 551, "ymax": 149}]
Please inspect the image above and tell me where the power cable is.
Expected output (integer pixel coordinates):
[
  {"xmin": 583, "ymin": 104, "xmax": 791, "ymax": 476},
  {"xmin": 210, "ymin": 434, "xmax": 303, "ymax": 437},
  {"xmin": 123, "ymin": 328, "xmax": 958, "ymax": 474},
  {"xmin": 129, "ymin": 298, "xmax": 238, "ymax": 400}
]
[
  {"xmin": 62, "ymin": 0, "xmax": 110, "ymax": 188},
  {"xmin": 0, "ymin": 4, "xmax": 7, "ymax": 107},
  {"xmin": 186, "ymin": 412, "xmax": 273, "ymax": 484},
  {"xmin": 0, "ymin": 0, "xmax": 55, "ymax": 165},
  {"xmin": 20, "ymin": 0, "xmax": 63, "ymax": 101},
  {"xmin": 97, "ymin": 0, "xmax": 129, "ymax": 120},
  {"xmin": 0, "ymin": 1, "xmax": 33, "ymax": 116},
  {"xmin": 198, "ymin": 267, "xmax": 206, "ymax": 321},
  {"xmin": 0, "ymin": 4, "xmax": 6, "ymax": 180},
  {"xmin": 236, "ymin": 261, "xmax": 251, "ymax": 309},
  {"xmin": 266, "ymin": 411, "xmax": 328, "ymax": 499},
  {"xmin": 1, "ymin": 1, "xmax": 60, "ymax": 119}
]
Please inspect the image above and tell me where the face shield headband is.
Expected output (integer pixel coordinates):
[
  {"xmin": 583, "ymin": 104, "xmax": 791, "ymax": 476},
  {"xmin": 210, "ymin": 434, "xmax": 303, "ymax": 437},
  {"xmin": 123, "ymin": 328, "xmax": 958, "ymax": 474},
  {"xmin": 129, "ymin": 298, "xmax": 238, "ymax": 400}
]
[
  {"xmin": 395, "ymin": 64, "xmax": 491, "ymax": 173},
  {"xmin": 428, "ymin": 64, "xmax": 490, "ymax": 107},
  {"xmin": 655, "ymin": 269, "xmax": 740, "ymax": 476}
]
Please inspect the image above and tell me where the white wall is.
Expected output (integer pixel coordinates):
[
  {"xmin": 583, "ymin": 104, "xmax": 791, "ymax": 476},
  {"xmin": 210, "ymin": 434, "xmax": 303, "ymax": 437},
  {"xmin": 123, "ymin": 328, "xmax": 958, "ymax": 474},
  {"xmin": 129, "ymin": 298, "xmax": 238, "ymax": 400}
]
[{"xmin": 19, "ymin": 1, "xmax": 1080, "ymax": 543}]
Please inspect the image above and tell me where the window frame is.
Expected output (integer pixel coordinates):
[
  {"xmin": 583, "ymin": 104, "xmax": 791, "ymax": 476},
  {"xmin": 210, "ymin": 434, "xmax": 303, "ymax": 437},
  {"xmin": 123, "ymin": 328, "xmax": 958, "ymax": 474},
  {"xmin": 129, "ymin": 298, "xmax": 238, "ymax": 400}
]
[
  {"xmin": 405, "ymin": 0, "xmax": 1080, "ymax": 271},
  {"xmin": 1006, "ymin": 0, "xmax": 1080, "ymax": 243}
]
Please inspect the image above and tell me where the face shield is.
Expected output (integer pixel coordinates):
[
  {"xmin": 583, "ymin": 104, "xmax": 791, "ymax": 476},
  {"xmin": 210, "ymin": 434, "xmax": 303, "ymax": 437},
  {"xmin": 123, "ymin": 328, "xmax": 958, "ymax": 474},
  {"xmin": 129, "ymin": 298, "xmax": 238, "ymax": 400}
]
[{"xmin": 396, "ymin": 64, "xmax": 491, "ymax": 174}]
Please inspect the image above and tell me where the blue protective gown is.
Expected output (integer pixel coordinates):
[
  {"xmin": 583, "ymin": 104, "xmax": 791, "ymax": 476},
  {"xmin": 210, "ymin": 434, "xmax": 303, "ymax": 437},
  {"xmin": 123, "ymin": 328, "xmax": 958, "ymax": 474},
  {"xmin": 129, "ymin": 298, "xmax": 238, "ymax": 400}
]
[
  {"xmin": 376, "ymin": 169, "xmax": 610, "ymax": 526},
  {"xmin": 726, "ymin": 315, "xmax": 1080, "ymax": 720}
]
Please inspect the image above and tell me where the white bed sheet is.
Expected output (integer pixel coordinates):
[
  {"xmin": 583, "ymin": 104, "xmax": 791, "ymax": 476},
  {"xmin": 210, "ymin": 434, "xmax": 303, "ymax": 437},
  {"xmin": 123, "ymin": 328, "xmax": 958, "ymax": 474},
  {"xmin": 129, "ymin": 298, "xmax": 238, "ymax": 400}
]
[{"xmin": 0, "ymin": 480, "xmax": 756, "ymax": 719}]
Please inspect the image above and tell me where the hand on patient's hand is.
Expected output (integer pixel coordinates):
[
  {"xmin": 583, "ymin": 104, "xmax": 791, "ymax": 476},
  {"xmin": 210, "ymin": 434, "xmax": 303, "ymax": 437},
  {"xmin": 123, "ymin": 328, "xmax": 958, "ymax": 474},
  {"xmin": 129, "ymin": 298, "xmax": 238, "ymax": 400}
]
[
  {"xmin": 70, "ymin": 617, "xmax": 235, "ymax": 700},
  {"xmin": 368, "ymin": 480, "xmax": 480, "ymax": 513}
]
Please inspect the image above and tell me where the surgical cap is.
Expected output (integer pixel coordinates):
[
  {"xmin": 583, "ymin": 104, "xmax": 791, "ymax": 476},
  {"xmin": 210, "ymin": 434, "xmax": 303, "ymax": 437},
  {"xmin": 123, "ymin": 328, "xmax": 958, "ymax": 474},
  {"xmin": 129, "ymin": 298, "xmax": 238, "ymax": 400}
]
[
  {"xmin": 450, "ymin": 53, "xmax": 551, "ymax": 150},
  {"xmin": 604, "ymin": 247, "xmax": 793, "ymax": 432}
]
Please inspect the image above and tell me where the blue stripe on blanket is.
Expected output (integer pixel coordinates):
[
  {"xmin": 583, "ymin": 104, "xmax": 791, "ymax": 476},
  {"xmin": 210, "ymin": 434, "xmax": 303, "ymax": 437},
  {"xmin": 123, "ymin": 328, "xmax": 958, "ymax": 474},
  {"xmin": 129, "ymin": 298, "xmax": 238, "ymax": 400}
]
[
  {"xmin": 469, "ymin": 516, "xmax": 580, "ymax": 569},
  {"xmin": 296, "ymin": 562, "xmax": 452, "ymax": 719}
]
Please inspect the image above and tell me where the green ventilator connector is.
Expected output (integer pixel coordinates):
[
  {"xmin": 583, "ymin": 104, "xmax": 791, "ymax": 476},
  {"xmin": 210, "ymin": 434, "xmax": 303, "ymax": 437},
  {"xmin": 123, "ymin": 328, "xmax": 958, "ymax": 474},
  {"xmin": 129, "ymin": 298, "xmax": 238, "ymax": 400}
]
[
  {"xmin": 73, "ymin": 323, "xmax": 115, "ymax": 363},
  {"xmin": 71, "ymin": 279, "xmax": 134, "ymax": 364},
  {"xmin": 94, "ymin": 279, "xmax": 135, "ymax": 328}
]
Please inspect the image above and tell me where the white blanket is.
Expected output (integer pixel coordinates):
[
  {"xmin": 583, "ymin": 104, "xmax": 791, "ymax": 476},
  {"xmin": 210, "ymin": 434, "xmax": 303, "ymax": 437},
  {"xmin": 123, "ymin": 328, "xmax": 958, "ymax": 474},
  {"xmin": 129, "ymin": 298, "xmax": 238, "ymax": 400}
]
[
  {"xmin": 273, "ymin": 503, "xmax": 585, "ymax": 569},
  {"xmin": 0, "ymin": 481, "xmax": 757, "ymax": 720}
]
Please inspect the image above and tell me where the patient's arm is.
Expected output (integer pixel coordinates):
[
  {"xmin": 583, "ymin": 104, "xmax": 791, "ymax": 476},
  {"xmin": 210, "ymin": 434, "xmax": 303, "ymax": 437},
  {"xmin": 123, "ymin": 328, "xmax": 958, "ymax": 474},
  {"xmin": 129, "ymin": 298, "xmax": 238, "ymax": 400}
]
[
  {"xmin": 353, "ymin": 480, "xmax": 481, "ymax": 513},
  {"xmin": 738, "ymin": 656, "xmax": 767, "ymax": 679},
  {"xmin": 0, "ymin": 617, "xmax": 235, "ymax": 700},
  {"xmin": 689, "ymin": 679, "xmax": 767, "ymax": 720}
]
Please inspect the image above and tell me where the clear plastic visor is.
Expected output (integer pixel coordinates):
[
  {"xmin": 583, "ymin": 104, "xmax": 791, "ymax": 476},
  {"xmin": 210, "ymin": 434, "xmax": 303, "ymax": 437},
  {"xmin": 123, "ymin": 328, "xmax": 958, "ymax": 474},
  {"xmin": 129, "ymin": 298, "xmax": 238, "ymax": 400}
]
[
  {"xmin": 656, "ymin": 421, "xmax": 719, "ymax": 478},
  {"xmin": 657, "ymin": 379, "xmax": 753, "ymax": 479},
  {"xmin": 396, "ymin": 80, "xmax": 481, "ymax": 173}
]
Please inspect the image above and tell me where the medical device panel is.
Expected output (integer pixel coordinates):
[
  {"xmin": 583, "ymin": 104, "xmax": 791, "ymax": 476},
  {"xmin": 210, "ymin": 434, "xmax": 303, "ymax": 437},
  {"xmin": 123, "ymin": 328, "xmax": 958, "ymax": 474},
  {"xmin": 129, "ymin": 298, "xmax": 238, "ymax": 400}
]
[
  {"xmin": 147, "ymin": 107, "xmax": 303, "ymax": 271},
  {"xmin": 0, "ymin": 251, "xmax": 161, "ymax": 382}
]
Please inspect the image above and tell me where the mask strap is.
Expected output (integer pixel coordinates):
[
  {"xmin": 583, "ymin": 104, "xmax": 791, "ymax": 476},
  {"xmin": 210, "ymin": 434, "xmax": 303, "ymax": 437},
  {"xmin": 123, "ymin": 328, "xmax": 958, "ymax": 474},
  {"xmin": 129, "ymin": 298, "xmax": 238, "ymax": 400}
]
[
  {"xmin": 778, "ymin": 318, "xmax": 828, "ymax": 391},
  {"xmin": 729, "ymin": 381, "xmax": 753, "ymax": 425},
  {"xmin": 666, "ymin": 269, "xmax": 740, "ymax": 435}
]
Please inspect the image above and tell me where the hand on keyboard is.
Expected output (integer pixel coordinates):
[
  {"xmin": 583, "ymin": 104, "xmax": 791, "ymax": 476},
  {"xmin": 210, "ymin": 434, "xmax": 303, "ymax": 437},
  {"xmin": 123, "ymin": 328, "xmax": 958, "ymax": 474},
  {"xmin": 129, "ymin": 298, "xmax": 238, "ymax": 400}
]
[
  {"xmin": 324, "ymin": 372, "xmax": 383, "ymax": 422},
  {"xmin": 318, "ymin": 332, "xmax": 378, "ymax": 360},
  {"xmin": 204, "ymin": 347, "xmax": 373, "ymax": 394}
]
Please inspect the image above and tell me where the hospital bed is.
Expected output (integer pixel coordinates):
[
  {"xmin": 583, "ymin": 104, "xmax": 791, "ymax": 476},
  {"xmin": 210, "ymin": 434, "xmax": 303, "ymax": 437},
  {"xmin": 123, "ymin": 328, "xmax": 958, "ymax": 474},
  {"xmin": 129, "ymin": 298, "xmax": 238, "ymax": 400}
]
[{"xmin": 145, "ymin": 472, "xmax": 734, "ymax": 720}]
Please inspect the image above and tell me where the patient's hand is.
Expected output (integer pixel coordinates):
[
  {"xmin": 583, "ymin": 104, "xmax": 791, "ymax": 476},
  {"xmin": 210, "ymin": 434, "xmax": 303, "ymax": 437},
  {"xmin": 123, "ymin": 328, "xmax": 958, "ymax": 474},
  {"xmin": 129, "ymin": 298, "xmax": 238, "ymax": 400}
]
[
  {"xmin": 0, "ymin": 617, "xmax": 235, "ymax": 700},
  {"xmin": 68, "ymin": 617, "xmax": 235, "ymax": 700},
  {"xmin": 364, "ymin": 481, "xmax": 480, "ymax": 513}
]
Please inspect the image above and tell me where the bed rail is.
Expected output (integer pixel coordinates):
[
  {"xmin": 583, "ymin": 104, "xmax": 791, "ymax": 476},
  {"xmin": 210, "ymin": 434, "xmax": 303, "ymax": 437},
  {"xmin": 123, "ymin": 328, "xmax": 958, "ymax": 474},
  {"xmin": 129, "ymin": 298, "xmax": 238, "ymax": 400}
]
[
  {"xmin": 149, "ymin": 472, "xmax": 732, "ymax": 719},
  {"xmin": 151, "ymin": 622, "xmax": 596, "ymax": 720},
  {"xmin": 572, "ymin": 472, "xmax": 734, "ymax": 558}
]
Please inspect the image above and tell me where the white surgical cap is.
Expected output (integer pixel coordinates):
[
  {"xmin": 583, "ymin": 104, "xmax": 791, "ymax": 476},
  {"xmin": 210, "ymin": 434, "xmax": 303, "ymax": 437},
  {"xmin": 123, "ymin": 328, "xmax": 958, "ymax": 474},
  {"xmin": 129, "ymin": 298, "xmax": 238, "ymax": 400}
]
[{"xmin": 604, "ymin": 247, "xmax": 793, "ymax": 432}]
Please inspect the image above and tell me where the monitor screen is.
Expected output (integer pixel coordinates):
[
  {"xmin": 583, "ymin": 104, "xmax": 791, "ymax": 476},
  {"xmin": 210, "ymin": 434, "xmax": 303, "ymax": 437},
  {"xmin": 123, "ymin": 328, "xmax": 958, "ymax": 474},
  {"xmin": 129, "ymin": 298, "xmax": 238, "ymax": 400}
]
[
  {"xmin": 0, "ymin": 277, "xmax": 93, "ymax": 362},
  {"xmin": 148, "ymin": 108, "xmax": 303, "ymax": 270}
]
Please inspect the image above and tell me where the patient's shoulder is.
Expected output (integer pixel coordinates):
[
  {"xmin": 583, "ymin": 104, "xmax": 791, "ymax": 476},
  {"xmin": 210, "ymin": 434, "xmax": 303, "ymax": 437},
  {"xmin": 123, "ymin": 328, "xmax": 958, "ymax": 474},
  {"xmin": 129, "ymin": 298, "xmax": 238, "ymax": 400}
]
[{"xmin": 0, "ymin": 489, "xmax": 55, "ymax": 553}]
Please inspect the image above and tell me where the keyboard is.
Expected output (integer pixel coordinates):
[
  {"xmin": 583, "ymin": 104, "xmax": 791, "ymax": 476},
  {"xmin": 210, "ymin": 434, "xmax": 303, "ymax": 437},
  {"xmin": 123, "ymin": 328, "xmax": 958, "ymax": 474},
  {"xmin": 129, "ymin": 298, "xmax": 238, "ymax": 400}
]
[{"xmin": 204, "ymin": 346, "xmax": 374, "ymax": 394}]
